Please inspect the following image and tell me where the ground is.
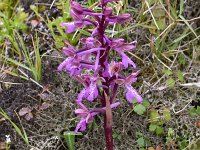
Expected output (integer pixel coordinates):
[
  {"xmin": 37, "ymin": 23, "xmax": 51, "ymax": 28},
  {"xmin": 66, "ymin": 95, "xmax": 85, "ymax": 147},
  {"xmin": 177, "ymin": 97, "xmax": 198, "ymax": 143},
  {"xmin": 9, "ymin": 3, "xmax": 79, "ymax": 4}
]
[{"xmin": 0, "ymin": 0, "xmax": 199, "ymax": 150}]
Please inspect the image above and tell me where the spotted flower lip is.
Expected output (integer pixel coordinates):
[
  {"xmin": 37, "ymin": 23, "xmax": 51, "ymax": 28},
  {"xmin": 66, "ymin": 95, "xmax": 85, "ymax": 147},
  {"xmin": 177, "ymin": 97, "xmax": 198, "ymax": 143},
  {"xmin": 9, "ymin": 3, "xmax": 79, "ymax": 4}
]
[{"xmin": 108, "ymin": 61, "xmax": 123, "ymax": 78}]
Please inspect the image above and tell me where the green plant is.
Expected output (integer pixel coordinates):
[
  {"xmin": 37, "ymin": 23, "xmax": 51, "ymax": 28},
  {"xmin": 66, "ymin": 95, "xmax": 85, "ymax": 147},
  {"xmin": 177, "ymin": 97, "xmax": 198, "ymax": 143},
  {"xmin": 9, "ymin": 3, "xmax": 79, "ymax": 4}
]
[
  {"xmin": 133, "ymin": 99, "xmax": 150, "ymax": 115},
  {"xmin": 148, "ymin": 108, "xmax": 171, "ymax": 135},
  {"xmin": 1, "ymin": 32, "xmax": 42, "ymax": 83},
  {"xmin": 0, "ymin": 108, "xmax": 29, "ymax": 145},
  {"xmin": 162, "ymin": 68, "xmax": 185, "ymax": 88},
  {"xmin": 136, "ymin": 132, "xmax": 151, "ymax": 149},
  {"xmin": 0, "ymin": 1, "xmax": 28, "ymax": 44},
  {"xmin": 63, "ymin": 131, "xmax": 82, "ymax": 150},
  {"xmin": 112, "ymin": 132, "xmax": 122, "ymax": 141},
  {"xmin": 188, "ymin": 106, "xmax": 200, "ymax": 117}
]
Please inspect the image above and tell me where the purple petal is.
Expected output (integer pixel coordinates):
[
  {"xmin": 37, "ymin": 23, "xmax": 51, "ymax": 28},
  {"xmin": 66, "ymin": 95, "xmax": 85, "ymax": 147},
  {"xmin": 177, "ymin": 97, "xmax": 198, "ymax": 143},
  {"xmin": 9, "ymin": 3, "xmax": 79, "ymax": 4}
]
[
  {"xmin": 125, "ymin": 70, "xmax": 140, "ymax": 85},
  {"xmin": 121, "ymin": 53, "xmax": 136, "ymax": 69},
  {"xmin": 57, "ymin": 58, "xmax": 71, "ymax": 71},
  {"xmin": 80, "ymin": 63, "xmax": 95, "ymax": 69},
  {"xmin": 110, "ymin": 102, "xmax": 120, "ymax": 108},
  {"xmin": 69, "ymin": 66, "xmax": 81, "ymax": 76},
  {"xmin": 110, "ymin": 38, "xmax": 125, "ymax": 47},
  {"xmin": 85, "ymin": 113, "xmax": 94, "ymax": 123},
  {"xmin": 104, "ymin": 7, "xmax": 112, "ymax": 16},
  {"xmin": 60, "ymin": 22, "xmax": 76, "ymax": 33},
  {"xmin": 94, "ymin": 50, "xmax": 100, "ymax": 71},
  {"xmin": 63, "ymin": 47, "xmax": 75, "ymax": 56},
  {"xmin": 75, "ymin": 109, "xmax": 88, "ymax": 118},
  {"xmin": 102, "ymin": 102, "xmax": 120, "ymax": 111},
  {"xmin": 106, "ymin": 13, "xmax": 132, "ymax": 24},
  {"xmin": 76, "ymin": 48, "xmax": 105, "ymax": 56},
  {"xmin": 118, "ymin": 43, "xmax": 136, "ymax": 51},
  {"xmin": 77, "ymin": 89, "xmax": 86, "ymax": 103},
  {"xmin": 86, "ymin": 84, "xmax": 98, "ymax": 101},
  {"xmin": 71, "ymin": 1, "xmax": 83, "ymax": 14},
  {"xmin": 125, "ymin": 85, "xmax": 143, "ymax": 103},
  {"xmin": 75, "ymin": 109, "xmax": 86, "ymax": 114},
  {"xmin": 75, "ymin": 119, "xmax": 86, "ymax": 133}
]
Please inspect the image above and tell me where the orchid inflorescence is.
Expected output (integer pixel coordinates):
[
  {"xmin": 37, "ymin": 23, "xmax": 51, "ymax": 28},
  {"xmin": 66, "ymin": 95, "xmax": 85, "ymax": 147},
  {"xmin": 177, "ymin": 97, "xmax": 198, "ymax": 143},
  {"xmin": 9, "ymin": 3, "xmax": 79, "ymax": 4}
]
[{"xmin": 58, "ymin": 0, "xmax": 142, "ymax": 149}]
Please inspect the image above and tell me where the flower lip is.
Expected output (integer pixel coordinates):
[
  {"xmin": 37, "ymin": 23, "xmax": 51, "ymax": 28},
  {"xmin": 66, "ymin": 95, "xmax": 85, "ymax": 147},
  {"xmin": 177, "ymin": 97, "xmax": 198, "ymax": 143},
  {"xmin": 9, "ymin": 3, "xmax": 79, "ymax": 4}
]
[{"xmin": 108, "ymin": 61, "xmax": 123, "ymax": 77}]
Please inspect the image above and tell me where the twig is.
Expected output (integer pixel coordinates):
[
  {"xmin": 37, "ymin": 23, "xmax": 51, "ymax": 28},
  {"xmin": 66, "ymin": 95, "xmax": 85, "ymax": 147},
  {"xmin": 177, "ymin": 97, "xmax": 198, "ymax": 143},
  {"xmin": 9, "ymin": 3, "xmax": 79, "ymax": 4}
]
[
  {"xmin": 144, "ymin": 0, "xmax": 160, "ymax": 30},
  {"xmin": 172, "ymin": 99, "xmax": 193, "ymax": 114}
]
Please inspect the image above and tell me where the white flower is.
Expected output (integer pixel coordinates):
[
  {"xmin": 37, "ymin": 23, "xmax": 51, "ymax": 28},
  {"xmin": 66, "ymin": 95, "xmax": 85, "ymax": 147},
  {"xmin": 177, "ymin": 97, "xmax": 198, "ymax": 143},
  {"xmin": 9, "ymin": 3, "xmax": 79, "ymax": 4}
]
[
  {"xmin": 5, "ymin": 135, "xmax": 11, "ymax": 143},
  {"xmin": 0, "ymin": 21, "xmax": 3, "ymax": 26}
]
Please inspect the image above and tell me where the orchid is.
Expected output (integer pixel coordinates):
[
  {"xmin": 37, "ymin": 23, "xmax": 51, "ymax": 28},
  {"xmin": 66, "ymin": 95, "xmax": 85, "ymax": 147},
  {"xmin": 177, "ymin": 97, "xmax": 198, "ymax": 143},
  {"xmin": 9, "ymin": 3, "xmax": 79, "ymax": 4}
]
[
  {"xmin": 75, "ymin": 102, "xmax": 120, "ymax": 132},
  {"xmin": 58, "ymin": 0, "xmax": 143, "ymax": 150}
]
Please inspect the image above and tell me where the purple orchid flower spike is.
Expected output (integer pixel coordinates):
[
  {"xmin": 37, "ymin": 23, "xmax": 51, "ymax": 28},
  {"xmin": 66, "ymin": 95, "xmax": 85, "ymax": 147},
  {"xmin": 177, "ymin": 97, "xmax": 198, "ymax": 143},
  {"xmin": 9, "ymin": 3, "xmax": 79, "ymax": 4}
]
[{"xmin": 58, "ymin": 0, "xmax": 142, "ymax": 149}]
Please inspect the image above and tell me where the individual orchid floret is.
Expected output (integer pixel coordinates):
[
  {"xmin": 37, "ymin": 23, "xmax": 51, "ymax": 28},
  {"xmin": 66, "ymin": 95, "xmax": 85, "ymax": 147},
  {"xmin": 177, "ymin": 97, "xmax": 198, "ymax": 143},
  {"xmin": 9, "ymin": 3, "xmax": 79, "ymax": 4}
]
[
  {"xmin": 76, "ymin": 75, "xmax": 106, "ymax": 102},
  {"xmin": 109, "ymin": 39, "xmax": 137, "ymax": 68},
  {"xmin": 115, "ymin": 71, "xmax": 143, "ymax": 103},
  {"xmin": 75, "ymin": 102, "xmax": 120, "ymax": 133},
  {"xmin": 75, "ymin": 102, "xmax": 98, "ymax": 133}
]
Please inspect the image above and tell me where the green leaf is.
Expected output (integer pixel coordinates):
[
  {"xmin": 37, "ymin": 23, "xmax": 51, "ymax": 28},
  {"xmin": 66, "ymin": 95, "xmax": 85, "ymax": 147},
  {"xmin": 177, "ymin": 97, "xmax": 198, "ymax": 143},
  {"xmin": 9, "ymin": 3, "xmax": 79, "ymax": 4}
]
[
  {"xmin": 149, "ymin": 110, "xmax": 159, "ymax": 123},
  {"xmin": 134, "ymin": 104, "xmax": 146, "ymax": 115},
  {"xmin": 142, "ymin": 99, "xmax": 150, "ymax": 107},
  {"xmin": 155, "ymin": 126, "xmax": 164, "ymax": 135},
  {"xmin": 196, "ymin": 106, "xmax": 200, "ymax": 115},
  {"xmin": 179, "ymin": 0, "xmax": 184, "ymax": 15},
  {"xmin": 152, "ymin": 8, "xmax": 165, "ymax": 18},
  {"xmin": 136, "ymin": 137, "xmax": 145, "ymax": 147},
  {"xmin": 189, "ymin": 108, "xmax": 197, "ymax": 117},
  {"xmin": 149, "ymin": 124, "xmax": 157, "ymax": 132},
  {"xmin": 63, "ymin": 131, "xmax": 82, "ymax": 150},
  {"xmin": 78, "ymin": 28, "xmax": 91, "ymax": 36},
  {"xmin": 179, "ymin": 139, "xmax": 188, "ymax": 149},
  {"xmin": 179, "ymin": 15, "xmax": 199, "ymax": 39},
  {"xmin": 166, "ymin": 78, "xmax": 175, "ymax": 87},
  {"xmin": 132, "ymin": 99, "xmax": 138, "ymax": 104},
  {"xmin": 162, "ymin": 69, "xmax": 173, "ymax": 76},
  {"xmin": 167, "ymin": 128, "xmax": 173, "ymax": 137},
  {"xmin": 64, "ymin": 131, "xmax": 75, "ymax": 150},
  {"xmin": 178, "ymin": 54, "xmax": 186, "ymax": 65},
  {"xmin": 157, "ymin": 18, "xmax": 166, "ymax": 30},
  {"xmin": 0, "ymin": 108, "xmax": 29, "ymax": 145},
  {"xmin": 163, "ymin": 108, "xmax": 171, "ymax": 122},
  {"xmin": 170, "ymin": 7, "xmax": 178, "ymax": 19},
  {"xmin": 177, "ymin": 70, "xmax": 184, "ymax": 82}
]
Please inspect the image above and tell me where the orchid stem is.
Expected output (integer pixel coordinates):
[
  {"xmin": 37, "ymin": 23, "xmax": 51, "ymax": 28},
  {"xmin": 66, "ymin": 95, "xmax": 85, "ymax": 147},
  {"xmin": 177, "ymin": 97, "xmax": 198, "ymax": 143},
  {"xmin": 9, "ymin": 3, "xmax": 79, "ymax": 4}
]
[{"xmin": 104, "ymin": 114, "xmax": 113, "ymax": 150}]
